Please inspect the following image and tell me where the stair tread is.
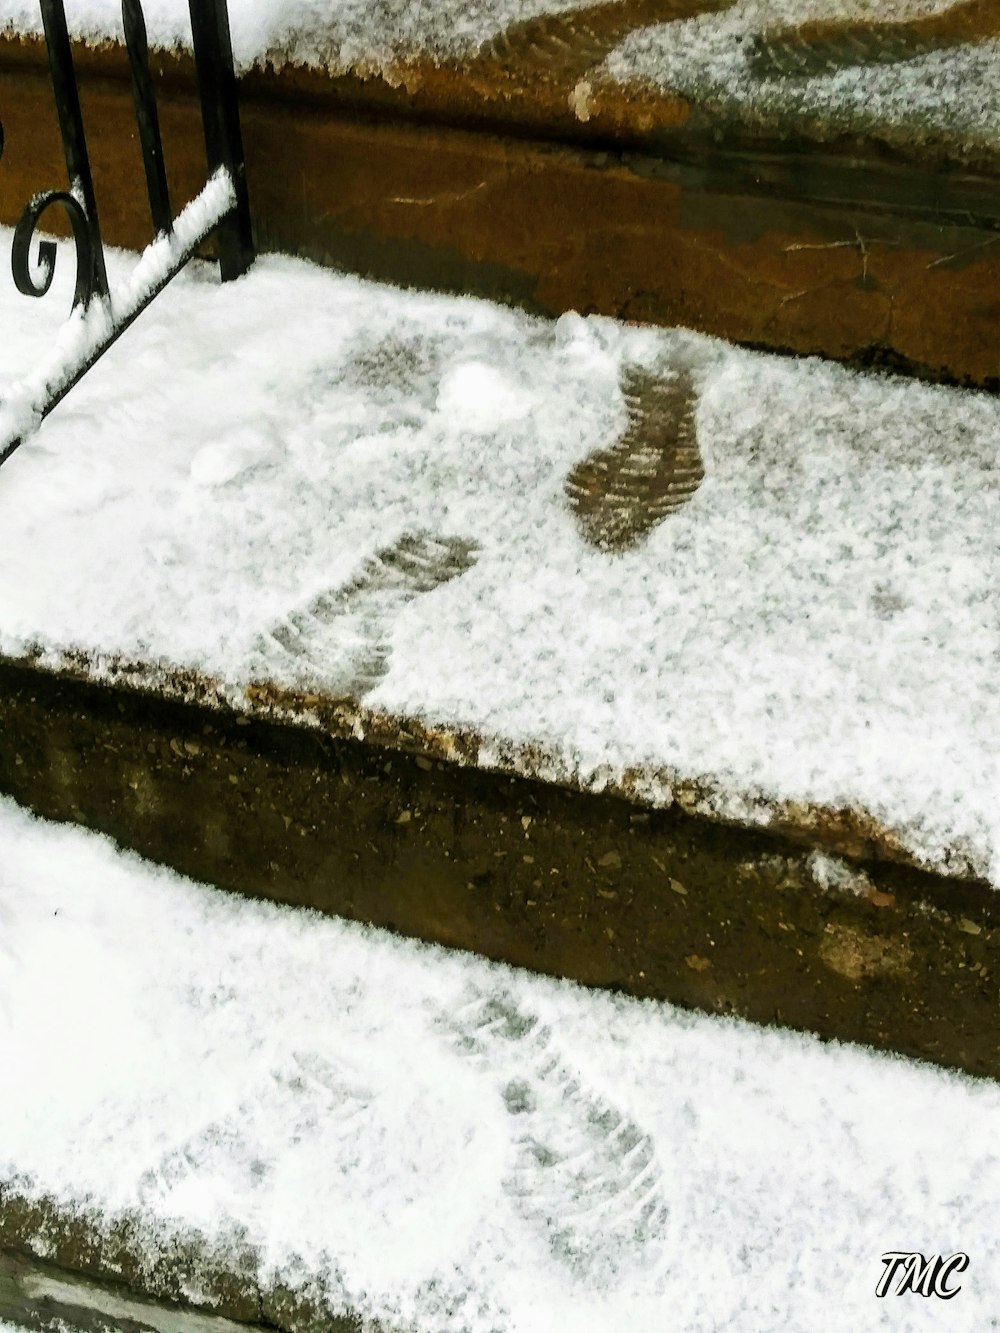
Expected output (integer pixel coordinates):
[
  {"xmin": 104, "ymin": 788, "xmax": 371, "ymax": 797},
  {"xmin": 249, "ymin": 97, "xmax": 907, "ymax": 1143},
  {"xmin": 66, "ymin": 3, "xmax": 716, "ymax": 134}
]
[
  {"xmin": 607, "ymin": 0, "xmax": 1000, "ymax": 166},
  {"xmin": 0, "ymin": 230, "xmax": 996, "ymax": 885},
  {"xmin": 0, "ymin": 797, "xmax": 997, "ymax": 1331}
]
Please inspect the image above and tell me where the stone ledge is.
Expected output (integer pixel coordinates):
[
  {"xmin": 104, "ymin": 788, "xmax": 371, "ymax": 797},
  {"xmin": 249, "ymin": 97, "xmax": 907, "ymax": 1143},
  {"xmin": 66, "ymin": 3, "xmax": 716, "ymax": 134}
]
[
  {"xmin": 1, "ymin": 31, "xmax": 998, "ymax": 385},
  {"xmin": 0, "ymin": 1200, "xmax": 360, "ymax": 1332},
  {"xmin": 2, "ymin": 656, "xmax": 998, "ymax": 1081}
]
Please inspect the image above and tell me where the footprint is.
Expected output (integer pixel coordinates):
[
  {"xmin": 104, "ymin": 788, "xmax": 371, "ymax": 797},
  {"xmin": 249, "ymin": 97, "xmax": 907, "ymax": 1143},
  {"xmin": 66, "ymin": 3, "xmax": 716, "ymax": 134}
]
[
  {"xmin": 262, "ymin": 530, "xmax": 480, "ymax": 697},
  {"xmin": 136, "ymin": 1050, "xmax": 373, "ymax": 1211},
  {"xmin": 747, "ymin": 0, "xmax": 997, "ymax": 80},
  {"xmin": 442, "ymin": 987, "xmax": 669, "ymax": 1286},
  {"xmin": 344, "ymin": 333, "xmax": 443, "ymax": 417},
  {"xmin": 565, "ymin": 367, "xmax": 702, "ymax": 554},
  {"xmin": 476, "ymin": 1, "xmax": 628, "ymax": 82},
  {"xmin": 474, "ymin": 0, "xmax": 740, "ymax": 86}
]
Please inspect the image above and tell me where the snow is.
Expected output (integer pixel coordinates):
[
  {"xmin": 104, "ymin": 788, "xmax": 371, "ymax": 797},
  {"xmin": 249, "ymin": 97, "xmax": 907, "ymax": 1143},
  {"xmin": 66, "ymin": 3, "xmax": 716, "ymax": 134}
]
[
  {"xmin": 0, "ymin": 796, "xmax": 998, "ymax": 1332},
  {"xmin": 606, "ymin": 0, "xmax": 1000, "ymax": 156},
  {"xmin": 0, "ymin": 227, "xmax": 998, "ymax": 884},
  {"xmin": 0, "ymin": 0, "xmax": 601, "ymax": 76}
]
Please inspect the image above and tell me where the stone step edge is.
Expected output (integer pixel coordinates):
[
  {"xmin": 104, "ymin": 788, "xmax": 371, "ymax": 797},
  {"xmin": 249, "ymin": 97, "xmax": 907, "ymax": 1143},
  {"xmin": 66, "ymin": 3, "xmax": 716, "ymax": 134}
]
[
  {"xmin": 4, "ymin": 29, "xmax": 1000, "ymax": 391},
  {"xmin": 2, "ymin": 28, "xmax": 998, "ymax": 185},
  {"xmin": 5, "ymin": 650, "xmax": 1000, "ymax": 1080},
  {"xmin": 7, "ymin": 647, "xmax": 979, "ymax": 887},
  {"xmin": 0, "ymin": 1195, "xmax": 356, "ymax": 1333}
]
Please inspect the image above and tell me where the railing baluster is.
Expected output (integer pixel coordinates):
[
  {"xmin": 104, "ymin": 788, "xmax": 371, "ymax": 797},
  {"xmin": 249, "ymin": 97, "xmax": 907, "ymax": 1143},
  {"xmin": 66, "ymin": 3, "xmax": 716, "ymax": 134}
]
[
  {"xmin": 122, "ymin": 0, "xmax": 172, "ymax": 237},
  {"xmin": 39, "ymin": 0, "xmax": 108, "ymax": 301},
  {"xmin": 187, "ymin": 0, "xmax": 254, "ymax": 282}
]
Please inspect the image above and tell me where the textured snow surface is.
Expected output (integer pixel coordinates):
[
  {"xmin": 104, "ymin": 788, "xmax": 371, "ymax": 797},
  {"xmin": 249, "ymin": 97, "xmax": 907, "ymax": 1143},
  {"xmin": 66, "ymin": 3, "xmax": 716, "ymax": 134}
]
[
  {"xmin": 609, "ymin": 0, "xmax": 1000, "ymax": 151},
  {"xmin": 0, "ymin": 0, "xmax": 600, "ymax": 73},
  {"xmin": 0, "ymin": 229, "xmax": 998, "ymax": 882},
  {"xmin": 1, "ymin": 798, "xmax": 999, "ymax": 1331}
]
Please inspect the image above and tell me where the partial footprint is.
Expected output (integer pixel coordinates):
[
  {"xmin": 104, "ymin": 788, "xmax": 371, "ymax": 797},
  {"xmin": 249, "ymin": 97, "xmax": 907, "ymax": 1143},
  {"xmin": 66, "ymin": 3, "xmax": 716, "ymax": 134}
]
[
  {"xmin": 345, "ymin": 333, "xmax": 442, "ymax": 412},
  {"xmin": 136, "ymin": 1050, "xmax": 373, "ymax": 1211},
  {"xmin": 476, "ymin": 0, "xmax": 629, "ymax": 82},
  {"xmin": 442, "ymin": 987, "xmax": 669, "ymax": 1286},
  {"xmin": 474, "ymin": 0, "xmax": 739, "ymax": 86},
  {"xmin": 747, "ymin": 0, "xmax": 997, "ymax": 80},
  {"xmin": 263, "ymin": 530, "xmax": 480, "ymax": 697},
  {"xmin": 749, "ymin": 25, "xmax": 950, "ymax": 78},
  {"xmin": 565, "ymin": 367, "xmax": 702, "ymax": 554}
]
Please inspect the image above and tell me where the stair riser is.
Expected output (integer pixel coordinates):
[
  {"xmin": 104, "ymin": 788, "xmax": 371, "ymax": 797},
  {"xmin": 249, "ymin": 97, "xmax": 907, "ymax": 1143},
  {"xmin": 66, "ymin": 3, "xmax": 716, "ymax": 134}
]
[
  {"xmin": 2, "ymin": 662, "xmax": 998, "ymax": 1080},
  {"xmin": 1, "ymin": 40, "xmax": 998, "ymax": 386}
]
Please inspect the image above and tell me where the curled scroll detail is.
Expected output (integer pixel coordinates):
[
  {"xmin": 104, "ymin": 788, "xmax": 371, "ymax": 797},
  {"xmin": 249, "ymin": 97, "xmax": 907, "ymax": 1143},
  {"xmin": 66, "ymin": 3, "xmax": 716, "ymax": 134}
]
[{"xmin": 12, "ymin": 190, "xmax": 96, "ymax": 309}]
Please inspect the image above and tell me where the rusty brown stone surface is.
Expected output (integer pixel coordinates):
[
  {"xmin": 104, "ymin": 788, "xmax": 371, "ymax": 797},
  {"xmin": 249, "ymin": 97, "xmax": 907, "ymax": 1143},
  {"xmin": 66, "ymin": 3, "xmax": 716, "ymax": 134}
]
[
  {"xmin": 0, "ymin": 33, "xmax": 999, "ymax": 385},
  {"xmin": 2, "ymin": 656, "xmax": 1000, "ymax": 1084}
]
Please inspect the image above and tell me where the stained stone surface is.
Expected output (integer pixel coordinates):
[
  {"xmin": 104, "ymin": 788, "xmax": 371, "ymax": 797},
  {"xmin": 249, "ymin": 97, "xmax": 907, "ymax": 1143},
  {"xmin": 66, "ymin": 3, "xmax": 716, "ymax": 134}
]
[{"xmin": 1, "ymin": 0, "xmax": 996, "ymax": 163}]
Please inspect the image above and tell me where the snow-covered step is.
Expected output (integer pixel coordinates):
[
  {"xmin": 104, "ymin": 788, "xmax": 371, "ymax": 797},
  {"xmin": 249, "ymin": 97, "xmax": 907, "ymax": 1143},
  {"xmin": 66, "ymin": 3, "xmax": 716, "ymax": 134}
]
[
  {"xmin": 0, "ymin": 229, "xmax": 998, "ymax": 1076},
  {"xmin": 1, "ymin": 230, "xmax": 995, "ymax": 887},
  {"xmin": 0, "ymin": 1, "xmax": 998, "ymax": 383},
  {"xmin": 1, "ymin": 798, "xmax": 998, "ymax": 1333}
]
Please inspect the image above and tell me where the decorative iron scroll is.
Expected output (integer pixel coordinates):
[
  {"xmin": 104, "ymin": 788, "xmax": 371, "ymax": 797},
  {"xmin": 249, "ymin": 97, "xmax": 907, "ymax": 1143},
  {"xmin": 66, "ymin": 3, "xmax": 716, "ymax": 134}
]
[{"xmin": 0, "ymin": 0, "xmax": 255, "ymax": 469}]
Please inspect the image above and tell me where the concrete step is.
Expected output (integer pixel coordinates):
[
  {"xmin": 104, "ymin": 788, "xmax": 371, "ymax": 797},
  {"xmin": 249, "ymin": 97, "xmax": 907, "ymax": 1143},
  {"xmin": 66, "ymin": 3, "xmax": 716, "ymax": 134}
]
[
  {"xmin": 0, "ymin": 231, "xmax": 997, "ymax": 1078},
  {"xmin": 7, "ymin": 660, "xmax": 1000, "ymax": 1080},
  {"xmin": 1, "ymin": 799, "xmax": 998, "ymax": 1330},
  {"xmin": 0, "ymin": 1, "xmax": 998, "ymax": 384}
]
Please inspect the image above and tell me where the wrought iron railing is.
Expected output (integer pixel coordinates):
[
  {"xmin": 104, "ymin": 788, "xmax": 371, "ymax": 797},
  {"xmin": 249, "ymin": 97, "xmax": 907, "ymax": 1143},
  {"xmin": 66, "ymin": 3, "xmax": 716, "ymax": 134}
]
[{"xmin": 0, "ymin": 0, "xmax": 254, "ymax": 469}]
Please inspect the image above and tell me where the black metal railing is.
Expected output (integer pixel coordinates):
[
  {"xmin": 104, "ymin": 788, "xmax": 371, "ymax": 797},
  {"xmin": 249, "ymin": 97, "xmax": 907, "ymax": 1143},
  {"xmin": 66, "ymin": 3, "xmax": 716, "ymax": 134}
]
[{"xmin": 0, "ymin": 0, "xmax": 254, "ymax": 469}]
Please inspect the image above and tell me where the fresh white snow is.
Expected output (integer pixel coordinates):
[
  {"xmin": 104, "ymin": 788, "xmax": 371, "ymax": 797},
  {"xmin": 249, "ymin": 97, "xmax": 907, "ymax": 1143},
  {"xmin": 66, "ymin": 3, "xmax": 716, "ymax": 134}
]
[
  {"xmin": 0, "ymin": 227, "xmax": 997, "ymax": 884},
  {"xmin": 1, "ymin": 797, "xmax": 998, "ymax": 1332}
]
